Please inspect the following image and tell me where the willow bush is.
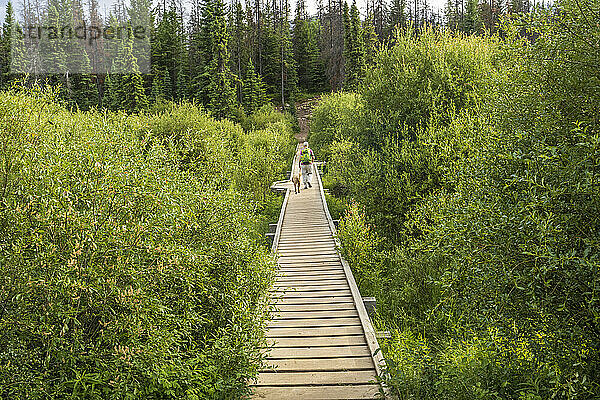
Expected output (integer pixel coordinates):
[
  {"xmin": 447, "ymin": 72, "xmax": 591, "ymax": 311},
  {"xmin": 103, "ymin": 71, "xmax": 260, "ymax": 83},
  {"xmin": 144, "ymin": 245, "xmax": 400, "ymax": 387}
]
[
  {"xmin": 0, "ymin": 87, "xmax": 294, "ymax": 399},
  {"xmin": 313, "ymin": 1, "xmax": 599, "ymax": 398}
]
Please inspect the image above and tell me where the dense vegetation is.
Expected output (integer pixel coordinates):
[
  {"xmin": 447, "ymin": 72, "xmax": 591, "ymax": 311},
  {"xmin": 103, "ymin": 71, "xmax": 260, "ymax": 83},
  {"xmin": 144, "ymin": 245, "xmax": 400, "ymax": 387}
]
[
  {"xmin": 0, "ymin": 86, "xmax": 295, "ymax": 398},
  {"xmin": 0, "ymin": 0, "xmax": 546, "ymax": 117},
  {"xmin": 311, "ymin": 0, "xmax": 599, "ymax": 398}
]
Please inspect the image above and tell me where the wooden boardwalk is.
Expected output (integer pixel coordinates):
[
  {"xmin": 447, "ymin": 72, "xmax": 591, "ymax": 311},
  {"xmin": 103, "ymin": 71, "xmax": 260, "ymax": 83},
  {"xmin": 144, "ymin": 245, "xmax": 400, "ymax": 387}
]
[{"xmin": 251, "ymin": 153, "xmax": 385, "ymax": 399}]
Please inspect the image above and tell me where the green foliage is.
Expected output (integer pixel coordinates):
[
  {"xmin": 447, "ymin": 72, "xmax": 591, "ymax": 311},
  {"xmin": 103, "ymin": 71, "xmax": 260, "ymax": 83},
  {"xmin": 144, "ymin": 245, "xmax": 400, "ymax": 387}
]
[
  {"xmin": 293, "ymin": 18, "xmax": 328, "ymax": 92},
  {"xmin": 242, "ymin": 59, "xmax": 268, "ymax": 114},
  {"xmin": 343, "ymin": 1, "xmax": 366, "ymax": 90},
  {"xmin": 316, "ymin": 3, "xmax": 600, "ymax": 398},
  {"xmin": 308, "ymin": 91, "xmax": 363, "ymax": 160},
  {"xmin": 313, "ymin": 29, "xmax": 494, "ymax": 241},
  {"xmin": 0, "ymin": 86, "xmax": 295, "ymax": 399},
  {"xmin": 360, "ymin": 28, "xmax": 495, "ymax": 147},
  {"xmin": 152, "ymin": 7, "xmax": 186, "ymax": 101}
]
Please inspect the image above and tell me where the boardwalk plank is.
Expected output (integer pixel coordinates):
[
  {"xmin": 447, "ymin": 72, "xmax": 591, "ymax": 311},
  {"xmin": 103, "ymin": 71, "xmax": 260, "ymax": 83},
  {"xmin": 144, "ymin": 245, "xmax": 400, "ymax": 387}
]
[
  {"xmin": 266, "ymin": 326, "xmax": 365, "ymax": 337},
  {"xmin": 266, "ymin": 345, "xmax": 371, "ymax": 358},
  {"xmin": 271, "ymin": 296, "xmax": 354, "ymax": 304},
  {"xmin": 256, "ymin": 371, "xmax": 377, "ymax": 385},
  {"xmin": 252, "ymin": 385, "xmax": 381, "ymax": 399},
  {"xmin": 262, "ymin": 357, "xmax": 375, "ymax": 372},
  {"xmin": 272, "ymin": 309, "xmax": 358, "ymax": 319},
  {"xmin": 267, "ymin": 317, "xmax": 362, "ymax": 328},
  {"xmin": 267, "ymin": 335, "xmax": 366, "ymax": 347},
  {"xmin": 274, "ymin": 303, "xmax": 356, "ymax": 311}
]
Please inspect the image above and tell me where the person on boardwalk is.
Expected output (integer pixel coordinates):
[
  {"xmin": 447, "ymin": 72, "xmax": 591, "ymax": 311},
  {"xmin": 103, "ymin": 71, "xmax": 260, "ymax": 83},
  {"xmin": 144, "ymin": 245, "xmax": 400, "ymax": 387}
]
[{"xmin": 299, "ymin": 141, "xmax": 315, "ymax": 189}]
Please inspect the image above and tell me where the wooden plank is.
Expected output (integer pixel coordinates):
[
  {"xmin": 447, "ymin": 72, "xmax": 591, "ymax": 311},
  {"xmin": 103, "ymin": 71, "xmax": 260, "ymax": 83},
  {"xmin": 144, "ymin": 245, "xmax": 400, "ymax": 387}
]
[
  {"xmin": 262, "ymin": 357, "xmax": 375, "ymax": 372},
  {"xmin": 279, "ymin": 241, "xmax": 335, "ymax": 246},
  {"xmin": 275, "ymin": 280, "xmax": 348, "ymax": 287},
  {"xmin": 277, "ymin": 261, "xmax": 342, "ymax": 265},
  {"xmin": 255, "ymin": 370, "xmax": 377, "ymax": 386},
  {"xmin": 278, "ymin": 242, "xmax": 336, "ymax": 247},
  {"xmin": 279, "ymin": 235, "xmax": 333, "ymax": 240},
  {"xmin": 277, "ymin": 261, "xmax": 342, "ymax": 267},
  {"xmin": 281, "ymin": 224, "xmax": 330, "ymax": 228},
  {"xmin": 278, "ymin": 258, "xmax": 340, "ymax": 263},
  {"xmin": 278, "ymin": 255, "xmax": 339, "ymax": 260},
  {"xmin": 267, "ymin": 317, "xmax": 362, "ymax": 328},
  {"xmin": 271, "ymin": 290, "xmax": 353, "ymax": 298},
  {"xmin": 277, "ymin": 263, "xmax": 342, "ymax": 269},
  {"xmin": 273, "ymin": 284, "xmax": 349, "ymax": 291},
  {"xmin": 272, "ymin": 309, "xmax": 358, "ymax": 319},
  {"xmin": 277, "ymin": 246, "xmax": 337, "ymax": 252},
  {"xmin": 266, "ymin": 345, "xmax": 371, "ymax": 359},
  {"xmin": 271, "ymin": 296, "xmax": 354, "ymax": 305},
  {"xmin": 277, "ymin": 272, "xmax": 346, "ymax": 279},
  {"xmin": 272, "ymin": 284, "xmax": 349, "ymax": 291},
  {"xmin": 279, "ymin": 253, "xmax": 340, "ymax": 258},
  {"xmin": 274, "ymin": 303, "xmax": 356, "ymax": 311},
  {"xmin": 251, "ymin": 384, "xmax": 381, "ymax": 399},
  {"xmin": 267, "ymin": 335, "xmax": 366, "ymax": 347},
  {"xmin": 276, "ymin": 268, "xmax": 345, "ymax": 274},
  {"xmin": 276, "ymin": 274, "xmax": 347, "ymax": 281},
  {"xmin": 266, "ymin": 326, "xmax": 364, "ymax": 337},
  {"xmin": 278, "ymin": 248, "xmax": 338, "ymax": 253}
]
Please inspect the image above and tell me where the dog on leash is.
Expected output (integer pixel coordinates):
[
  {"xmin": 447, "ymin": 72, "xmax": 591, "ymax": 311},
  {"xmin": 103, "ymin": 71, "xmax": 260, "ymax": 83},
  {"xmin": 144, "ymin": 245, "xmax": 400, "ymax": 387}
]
[{"xmin": 292, "ymin": 171, "xmax": 301, "ymax": 194}]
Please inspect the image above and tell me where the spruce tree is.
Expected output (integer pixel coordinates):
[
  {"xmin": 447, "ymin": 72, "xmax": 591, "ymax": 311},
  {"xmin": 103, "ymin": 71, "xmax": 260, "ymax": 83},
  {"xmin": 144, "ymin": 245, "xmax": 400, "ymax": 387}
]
[
  {"xmin": 278, "ymin": 0, "xmax": 297, "ymax": 109},
  {"xmin": 0, "ymin": 2, "xmax": 18, "ymax": 88},
  {"xmin": 205, "ymin": 0, "xmax": 237, "ymax": 118},
  {"xmin": 292, "ymin": 0, "xmax": 310, "ymax": 90},
  {"xmin": 363, "ymin": 14, "xmax": 379, "ymax": 66},
  {"xmin": 119, "ymin": 28, "xmax": 149, "ymax": 111},
  {"xmin": 150, "ymin": 67, "xmax": 170, "ymax": 101},
  {"xmin": 242, "ymin": 58, "xmax": 267, "ymax": 113},
  {"xmin": 343, "ymin": 1, "xmax": 366, "ymax": 90},
  {"xmin": 152, "ymin": 7, "xmax": 186, "ymax": 100},
  {"xmin": 461, "ymin": 0, "xmax": 483, "ymax": 34},
  {"xmin": 230, "ymin": 1, "xmax": 248, "ymax": 103}
]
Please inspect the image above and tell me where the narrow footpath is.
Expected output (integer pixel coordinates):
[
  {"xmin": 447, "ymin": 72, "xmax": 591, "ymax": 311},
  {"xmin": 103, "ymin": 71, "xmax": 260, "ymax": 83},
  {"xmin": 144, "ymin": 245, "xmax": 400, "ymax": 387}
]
[{"xmin": 251, "ymin": 118, "xmax": 385, "ymax": 398}]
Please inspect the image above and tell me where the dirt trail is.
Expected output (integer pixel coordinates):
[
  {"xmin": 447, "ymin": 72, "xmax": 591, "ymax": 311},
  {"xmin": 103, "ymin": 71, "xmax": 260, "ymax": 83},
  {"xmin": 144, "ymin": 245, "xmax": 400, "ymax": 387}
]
[{"xmin": 295, "ymin": 96, "xmax": 321, "ymax": 143}]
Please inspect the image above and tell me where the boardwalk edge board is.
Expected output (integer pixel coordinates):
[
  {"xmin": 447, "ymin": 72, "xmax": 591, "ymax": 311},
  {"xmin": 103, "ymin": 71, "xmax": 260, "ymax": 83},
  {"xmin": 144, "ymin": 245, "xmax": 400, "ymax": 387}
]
[{"xmin": 314, "ymin": 159, "xmax": 390, "ymax": 396}]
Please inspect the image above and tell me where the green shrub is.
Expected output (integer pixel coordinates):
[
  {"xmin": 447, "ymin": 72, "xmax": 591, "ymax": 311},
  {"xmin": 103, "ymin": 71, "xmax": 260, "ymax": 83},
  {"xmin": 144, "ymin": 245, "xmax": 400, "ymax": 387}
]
[
  {"xmin": 308, "ymin": 92, "xmax": 363, "ymax": 160},
  {"xmin": 0, "ymin": 87, "xmax": 293, "ymax": 399},
  {"xmin": 330, "ymin": 3, "xmax": 600, "ymax": 398}
]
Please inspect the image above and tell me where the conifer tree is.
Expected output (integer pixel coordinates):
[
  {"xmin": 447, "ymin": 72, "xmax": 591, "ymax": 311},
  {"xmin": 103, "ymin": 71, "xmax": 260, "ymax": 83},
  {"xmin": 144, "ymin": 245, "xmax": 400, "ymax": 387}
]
[
  {"xmin": 152, "ymin": 7, "xmax": 186, "ymax": 100},
  {"xmin": 461, "ymin": 0, "xmax": 483, "ymax": 33},
  {"xmin": 68, "ymin": 0, "xmax": 99, "ymax": 109},
  {"xmin": 0, "ymin": 2, "xmax": 15, "ymax": 88},
  {"xmin": 387, "ymin": 0, "xmax": 407, "ymax": 36},
  {"xmin": 278, "ymin": 0, "xmax": 297, "ymax": 109},
  {"xmin": 306, "ymin": 20, "xmax": 327, "ymax": 91},
  {"xmin": 343, "ymin": 1, "xmax": 365, "ymax": 89},
  {"xmin": 104, "ymin": 19, "xmax": 148, "ymax": 111},
  {"xmin": 205, "ymin": 0, "xmax": 237, "ymax": 117},
  {"xmin": 128, "ymin": 0, "xmax": 152, "ymax": 74},
  {"xmin": 292, "ymin": 2, "xmax": 311, "ymax": 90},
  {"xmin": 242, "ymin": 58, "xmax": 267, "ymax": 113},
  {"xmin": 150, "ymin": 66, "xmax": 170, "ymax": 101},
  {"xmin": 230, "ymin": 0, "xmax": 249, "ymax": 103},
  {"xmin": 119, "ymin": 27, "xmax": 149, "ymax": 111},
  {"xmin": 363, "ymin": 14, "xmax": 379, "ymax": 66}
]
